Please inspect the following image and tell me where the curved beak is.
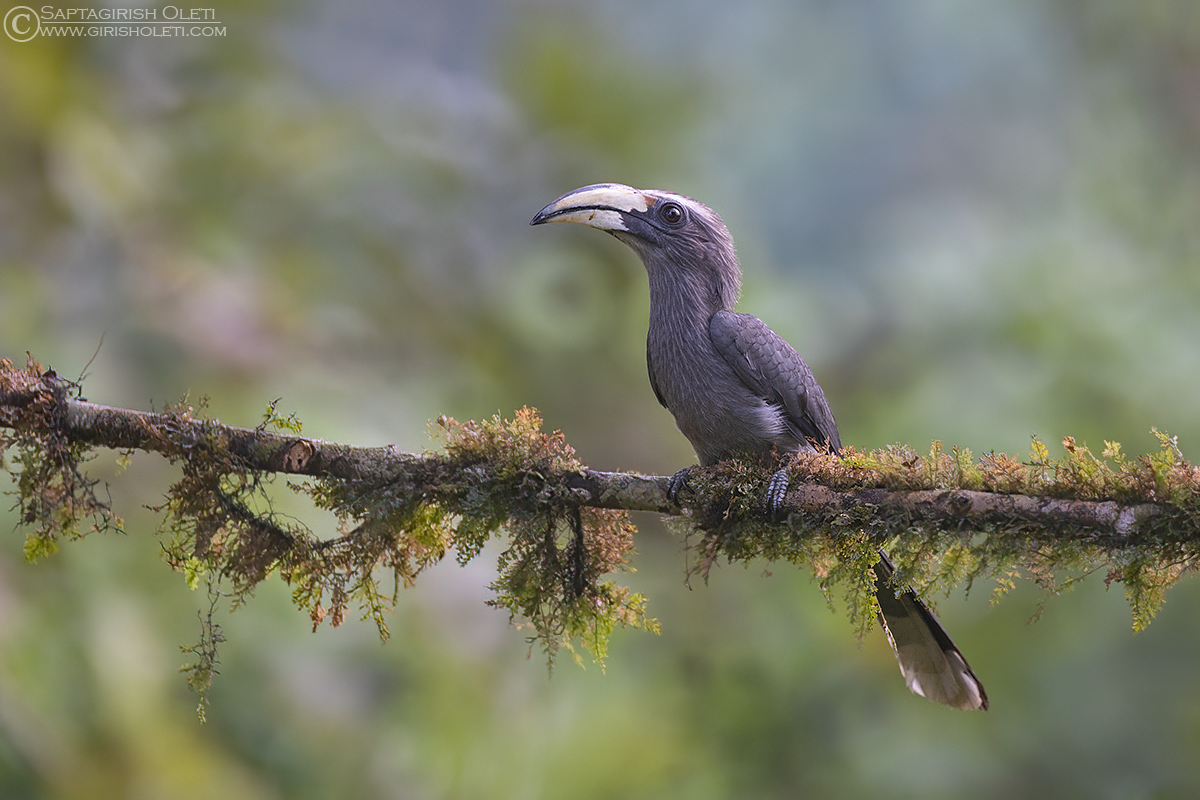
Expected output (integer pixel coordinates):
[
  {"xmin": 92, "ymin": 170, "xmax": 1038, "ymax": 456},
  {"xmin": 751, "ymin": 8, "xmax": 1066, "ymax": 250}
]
[{"xmin": 529, "ymin": 183, "xmax": 657, "ymax": 232}]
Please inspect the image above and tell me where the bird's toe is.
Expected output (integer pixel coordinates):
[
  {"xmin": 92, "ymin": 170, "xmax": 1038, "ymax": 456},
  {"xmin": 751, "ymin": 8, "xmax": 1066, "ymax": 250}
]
[
  {"xmin": 765, "ymin": 467, "xmax": 791, "ymax": 516},
  {"xmin": 667, "ymin": 467, "xmax": 695, "ymax": 506}
]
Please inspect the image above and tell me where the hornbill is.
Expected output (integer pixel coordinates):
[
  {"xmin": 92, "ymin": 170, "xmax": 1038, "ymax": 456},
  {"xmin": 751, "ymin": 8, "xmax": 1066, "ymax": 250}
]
[{"xmin": 531, "ymin": 183, "xmax": 987, "ymax": 710}]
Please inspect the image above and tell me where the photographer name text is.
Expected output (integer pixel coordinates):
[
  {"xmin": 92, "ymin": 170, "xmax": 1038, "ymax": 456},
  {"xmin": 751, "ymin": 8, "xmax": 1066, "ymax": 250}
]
[{"xmin": 38, "ymin": 6, "xmax": 216, "ymax": 21}]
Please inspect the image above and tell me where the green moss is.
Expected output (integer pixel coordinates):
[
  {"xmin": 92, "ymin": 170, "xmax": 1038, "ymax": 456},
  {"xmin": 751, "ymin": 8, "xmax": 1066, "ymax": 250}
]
[
  {"xmin": 293, "ymin": 407, "xmax": 654, "ymax": 669},
  {"xmin": 0, "ymin": 357, "xmax": 121, "ymax": 561},
  {"xmin": 5, "ymin": 355, "xmax": 1199, "ymax": 701},
  {"xmin": 668, "ymin": 431, "xmax": 1200, "ymax": 636}
]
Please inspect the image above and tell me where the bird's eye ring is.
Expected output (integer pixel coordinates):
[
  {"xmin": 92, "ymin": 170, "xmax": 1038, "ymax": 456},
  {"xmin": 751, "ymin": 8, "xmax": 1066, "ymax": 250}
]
[{"xmin": 659, "ymin": 202, "xmax": 685, "ymax": 226}]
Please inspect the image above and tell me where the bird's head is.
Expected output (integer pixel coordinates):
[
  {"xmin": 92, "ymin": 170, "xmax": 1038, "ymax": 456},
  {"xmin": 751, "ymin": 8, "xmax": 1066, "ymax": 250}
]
[{"xmin": 531, "ymin": 183, "xmax": 740, "ymax": 312}]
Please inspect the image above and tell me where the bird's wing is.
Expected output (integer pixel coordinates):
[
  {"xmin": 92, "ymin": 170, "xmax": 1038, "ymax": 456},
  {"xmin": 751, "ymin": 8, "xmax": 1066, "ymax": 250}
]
[
  {"xmin": 708, "ymin": 310, "xmax": 840, "ymax": 450},
  {"xmin": 873, "ymin": 551, "xmax": 989, "ymax": 710},
  {"xmin": 646, "ymin": 341, "xmax": 669, "ymax": 410}
]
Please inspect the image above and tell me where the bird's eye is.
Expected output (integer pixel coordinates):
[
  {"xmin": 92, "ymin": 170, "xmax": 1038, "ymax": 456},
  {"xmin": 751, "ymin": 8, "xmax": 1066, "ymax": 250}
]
[{"xmin": 659, "ymin": 202, "xmax": 685, "ymax": 226}]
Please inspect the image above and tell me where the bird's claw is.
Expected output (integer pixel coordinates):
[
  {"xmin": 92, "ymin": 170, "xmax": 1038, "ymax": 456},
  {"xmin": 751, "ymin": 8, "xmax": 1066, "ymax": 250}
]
[
  {"xmin": 666, "ymin": 467, "xmax": 695, "ymax": 507},
  {"xmin": 765, "ymin": 467, "xmax": 791, "ymax": 516}
]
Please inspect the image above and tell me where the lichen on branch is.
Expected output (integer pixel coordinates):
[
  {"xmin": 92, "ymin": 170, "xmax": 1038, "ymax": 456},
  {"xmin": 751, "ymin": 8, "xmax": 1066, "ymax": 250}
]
[
  {"xmin": 4, "ymin": 352, "xmax": 1200, "ymax": 704},
  {"xmin": 293, "ymin": 407, "xmax": 655, "ymax": 666},
  {"xmin": 668, "ymin": 433, "xmax": 1200, "ymax": 637},
  {"xmin": 0, "ymin": 356, "xmax": 123, "ymax": 560}
]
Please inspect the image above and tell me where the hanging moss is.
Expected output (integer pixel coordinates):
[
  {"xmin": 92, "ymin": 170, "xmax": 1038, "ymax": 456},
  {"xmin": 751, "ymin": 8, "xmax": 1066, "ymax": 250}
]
[
  {"xmin": 4, "ymin": 353, "xmax": 1200, "ymax": 707},
  {"xmin": 667, "ymin": 432, "xmax": 1200, "ymax": 640}
]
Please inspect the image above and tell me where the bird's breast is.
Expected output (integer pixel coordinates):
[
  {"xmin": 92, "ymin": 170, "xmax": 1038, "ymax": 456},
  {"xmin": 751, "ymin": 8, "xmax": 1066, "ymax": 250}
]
[{"xmin": 646, "ymin": 323, "xmax": 793, "ymax": 465}]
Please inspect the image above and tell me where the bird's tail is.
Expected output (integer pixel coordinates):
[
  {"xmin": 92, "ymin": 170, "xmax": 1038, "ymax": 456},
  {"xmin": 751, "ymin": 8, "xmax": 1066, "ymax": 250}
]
[{"xmin": 872, "ymin": 550, "xmax": 989, "ymax": 710}]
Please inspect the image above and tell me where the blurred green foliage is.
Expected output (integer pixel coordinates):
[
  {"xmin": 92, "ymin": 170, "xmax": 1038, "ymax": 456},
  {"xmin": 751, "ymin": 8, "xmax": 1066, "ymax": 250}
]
[{"xmin": 4, "ymin": 0, "xmax": 1200, "ymax": 798}]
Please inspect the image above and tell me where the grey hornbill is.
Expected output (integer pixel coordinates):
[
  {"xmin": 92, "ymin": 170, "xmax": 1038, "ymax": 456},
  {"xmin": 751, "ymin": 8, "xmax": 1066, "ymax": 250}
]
[{"xmin": 531, "ymin": 183, "xmax": 988, "ymax": 710}]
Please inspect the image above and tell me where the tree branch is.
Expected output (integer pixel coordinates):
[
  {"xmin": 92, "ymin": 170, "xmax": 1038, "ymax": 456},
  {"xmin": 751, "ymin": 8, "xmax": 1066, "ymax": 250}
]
[
  {"xmin": 3, "ymin": 354, "xmax": 1199, "ymax": 693},
  {"xmin": 2, "ymin": 364, "xmax": 1178, "ymax": 543}
]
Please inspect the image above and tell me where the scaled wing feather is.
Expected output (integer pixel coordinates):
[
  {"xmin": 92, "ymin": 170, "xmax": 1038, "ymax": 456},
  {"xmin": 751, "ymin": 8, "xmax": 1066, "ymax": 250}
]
[{"xmin": 708, "ymin": 310, "xmax": 839, "ymax": 450}]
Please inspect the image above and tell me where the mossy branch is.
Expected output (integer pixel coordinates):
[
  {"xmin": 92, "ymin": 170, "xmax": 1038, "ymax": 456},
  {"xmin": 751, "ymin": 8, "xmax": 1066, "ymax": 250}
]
[{"xmin": 4, "ymin": 355, "xmax": 1200, "ymax": 704}]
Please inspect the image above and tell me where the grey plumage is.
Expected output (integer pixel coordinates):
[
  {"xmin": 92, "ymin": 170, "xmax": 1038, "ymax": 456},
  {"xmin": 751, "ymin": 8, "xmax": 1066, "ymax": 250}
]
[{"xmin": 531, "ymin": 183, "xmax": 987, "ymax": 710}]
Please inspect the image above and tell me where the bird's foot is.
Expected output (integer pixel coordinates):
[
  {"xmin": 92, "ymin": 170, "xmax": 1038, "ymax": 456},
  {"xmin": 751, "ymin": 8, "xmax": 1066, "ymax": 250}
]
[
  {"xmin": 764, "ymin": 467, "xmax": 791, "ymax": 517},
  {"xmin": 666, "ymin": 466, "xmax": 696, "ymax": 507}
]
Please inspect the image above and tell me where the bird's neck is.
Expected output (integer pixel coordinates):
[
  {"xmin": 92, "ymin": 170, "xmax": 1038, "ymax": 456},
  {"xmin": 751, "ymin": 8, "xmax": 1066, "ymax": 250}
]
[
  {"xmin": 647, "ymin": 275, "xmax": 718, "ymax": 341},
  {"xmin": 646, "ymin": 263, "xmax": 738, "ymax": 333}
]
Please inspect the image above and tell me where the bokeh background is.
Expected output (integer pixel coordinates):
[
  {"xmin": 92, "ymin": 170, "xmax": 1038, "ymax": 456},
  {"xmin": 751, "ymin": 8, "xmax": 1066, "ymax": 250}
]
[{"xmin": 3, "ymin": 0, "xmax": 1200, "ymax": 797}]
